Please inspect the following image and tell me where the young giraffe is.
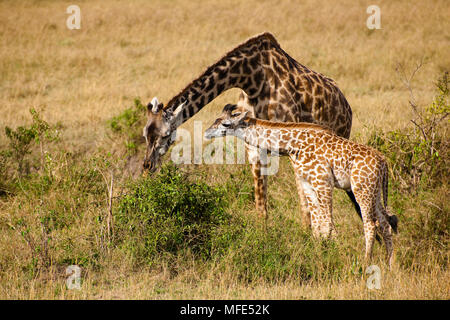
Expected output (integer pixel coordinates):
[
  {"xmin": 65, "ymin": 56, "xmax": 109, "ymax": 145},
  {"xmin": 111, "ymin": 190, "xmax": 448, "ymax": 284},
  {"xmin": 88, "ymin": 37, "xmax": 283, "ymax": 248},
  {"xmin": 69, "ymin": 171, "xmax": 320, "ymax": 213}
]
[
  {"xmin": 142, "ymin": 32, "xmax": 353, "ymax": 225},
  {"xmin": 205, "ymin": 104, "xmax": 398, "ymax": 267}
]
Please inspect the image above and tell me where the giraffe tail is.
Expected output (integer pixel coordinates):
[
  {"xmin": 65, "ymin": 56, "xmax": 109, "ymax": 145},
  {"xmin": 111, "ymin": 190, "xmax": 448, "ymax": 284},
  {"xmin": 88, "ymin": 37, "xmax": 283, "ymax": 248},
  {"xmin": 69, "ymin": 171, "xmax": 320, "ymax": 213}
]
[{"xmin": 382, "ymin": 163, "xmax": 398, "ymax": 234}]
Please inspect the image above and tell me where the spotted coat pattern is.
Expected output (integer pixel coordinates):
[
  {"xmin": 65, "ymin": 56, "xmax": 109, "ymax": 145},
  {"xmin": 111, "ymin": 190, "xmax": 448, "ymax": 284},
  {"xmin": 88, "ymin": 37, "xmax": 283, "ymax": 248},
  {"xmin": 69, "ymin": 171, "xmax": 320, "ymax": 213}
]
[
  {"xmin": 205, "ymin": 110, "xmax": 397, "ymax": 267},
  {"xmin": 143, "ymin": 32, "xmax": 353, "ymax": 223}
]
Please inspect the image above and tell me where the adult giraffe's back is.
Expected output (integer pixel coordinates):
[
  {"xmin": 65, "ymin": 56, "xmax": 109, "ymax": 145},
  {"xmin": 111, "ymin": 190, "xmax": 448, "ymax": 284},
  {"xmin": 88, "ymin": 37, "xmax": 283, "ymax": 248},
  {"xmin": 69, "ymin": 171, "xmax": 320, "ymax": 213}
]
[{"xmin": 142, "ymin": 32, "xmax": 353, "ymax": 224}]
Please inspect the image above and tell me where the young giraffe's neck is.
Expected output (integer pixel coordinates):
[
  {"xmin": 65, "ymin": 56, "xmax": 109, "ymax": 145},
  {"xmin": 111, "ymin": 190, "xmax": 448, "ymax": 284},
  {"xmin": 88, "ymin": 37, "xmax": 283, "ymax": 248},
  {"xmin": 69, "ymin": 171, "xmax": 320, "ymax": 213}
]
[
  {"xmin": 239, "ymin": 118, "xmax": 332, "ymax": 155},
  {"xmin": 164, "ymin": 33, "xmax": 279, "ymax": 127}
]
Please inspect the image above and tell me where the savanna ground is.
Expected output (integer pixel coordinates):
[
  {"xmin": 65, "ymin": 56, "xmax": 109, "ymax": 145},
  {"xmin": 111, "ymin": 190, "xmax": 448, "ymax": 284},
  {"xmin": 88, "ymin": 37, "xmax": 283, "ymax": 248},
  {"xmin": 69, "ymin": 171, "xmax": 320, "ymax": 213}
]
[{"xmin": 0, "ymin": 0, "xmax": 449, "ymax": 299}]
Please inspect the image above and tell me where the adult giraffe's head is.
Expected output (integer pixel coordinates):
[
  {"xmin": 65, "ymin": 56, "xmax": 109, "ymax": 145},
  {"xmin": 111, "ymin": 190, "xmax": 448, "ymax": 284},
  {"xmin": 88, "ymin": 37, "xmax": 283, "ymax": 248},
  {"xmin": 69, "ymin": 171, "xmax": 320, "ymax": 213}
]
[{"xmin": 142, "ymin": 97, "xmax": 186, "ymax": 173}]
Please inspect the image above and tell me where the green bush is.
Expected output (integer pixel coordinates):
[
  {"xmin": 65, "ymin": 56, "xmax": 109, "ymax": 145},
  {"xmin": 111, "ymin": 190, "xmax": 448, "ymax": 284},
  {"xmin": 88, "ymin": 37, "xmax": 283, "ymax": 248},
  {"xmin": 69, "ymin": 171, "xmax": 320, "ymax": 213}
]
[
  {"xmin": 114, "ymin": 162, "xmax": 347, "ymax": 282},
  {"xmin": 114, "ymin": 163, "xmax": 232, "ymax": 264},
  {"xmin": 107, "ymin": 98, "xmax": 146, "ymax": 155},
  {"xmin": 4, "ymin": 125, "xmax": 36, "ymax": 176},
  {"xmin": 2, "ymin": 107, "xmax": 60, "ymax": 180},
  {"xmin": 368, "ymin": 72, "xmax": 449, "ymax": 192}
]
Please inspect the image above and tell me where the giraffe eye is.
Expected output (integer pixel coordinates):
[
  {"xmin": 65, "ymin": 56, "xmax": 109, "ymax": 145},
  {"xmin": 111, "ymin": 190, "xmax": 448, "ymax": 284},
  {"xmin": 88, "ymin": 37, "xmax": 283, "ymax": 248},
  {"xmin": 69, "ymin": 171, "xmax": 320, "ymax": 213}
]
[{"xmin": 222, "ymin": 121, "xmax": 231, "ymax": 128}]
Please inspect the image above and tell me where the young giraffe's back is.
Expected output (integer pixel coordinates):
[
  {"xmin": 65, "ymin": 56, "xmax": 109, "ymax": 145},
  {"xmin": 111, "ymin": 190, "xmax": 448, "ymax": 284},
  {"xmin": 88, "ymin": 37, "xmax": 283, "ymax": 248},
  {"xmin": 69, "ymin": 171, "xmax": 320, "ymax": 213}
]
[{"xmin": 277, "ymin": 123, "xmax": 387, "ymax": 193}]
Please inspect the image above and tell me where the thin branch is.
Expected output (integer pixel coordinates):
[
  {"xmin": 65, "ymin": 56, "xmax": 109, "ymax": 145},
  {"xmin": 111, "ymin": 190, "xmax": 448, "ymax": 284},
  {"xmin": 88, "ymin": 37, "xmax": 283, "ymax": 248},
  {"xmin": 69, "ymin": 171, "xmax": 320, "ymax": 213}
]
[
  {"xmin": 396, "ymin": 59, "xmax": 426, "ymax": 122},
  {"xmin": 424, "ymin": 200, "xmax": 444, "ymax": 212},
  {"xmin": 410, "ymin": 119, "xmax": 428, "ymax": 141},
  {"xmin": 107, "ymin": 171, "xmax": 114, "ymax": 239}
]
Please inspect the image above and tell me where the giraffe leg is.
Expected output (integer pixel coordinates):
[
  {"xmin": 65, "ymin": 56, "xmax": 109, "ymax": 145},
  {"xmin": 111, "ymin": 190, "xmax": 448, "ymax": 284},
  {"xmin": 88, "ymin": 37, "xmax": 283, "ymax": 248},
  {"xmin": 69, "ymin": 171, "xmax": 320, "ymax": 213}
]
[
  {"xmin": 354, "ymin": 195, "xmax": 377, "ymax": 265},
  {"xmin": 293, "ymin": 170, "xmax": 312, "ymax": 228},
  {"xmin": 350, "ymin": 164, "xmax": 379, "ymax": 265},
  {"xmin": 251, "ymin": 162, "xmax": 268, "ymax": 219},
  {"xmin": 314, "ymin": 183, "xmax": 336, "ymax": 239},
  {"xmin": 246, "ymin": 144, "xmax": 268, "ymax": 220},
  {"xmin": 375, "ymin": 200, "xmax": 394, "ymax": 269},
  {"xmin": 347, "ymin": 190, "xmax": 382, "ymax": 244},
  {"xmin": 363, "ymin": 209, "xmax": 376, "ymax": 265},
  {"xmin": 300, "ymin": 178, "xmax": 335, "ymax": 238}
]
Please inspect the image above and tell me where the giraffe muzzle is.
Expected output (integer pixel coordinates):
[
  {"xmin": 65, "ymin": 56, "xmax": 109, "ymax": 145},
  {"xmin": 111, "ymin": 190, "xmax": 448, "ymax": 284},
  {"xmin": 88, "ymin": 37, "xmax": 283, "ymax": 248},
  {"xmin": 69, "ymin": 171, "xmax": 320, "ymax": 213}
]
[{"xmin": 204, "ymin": 128, "xmax": 223, "ymax": 140}]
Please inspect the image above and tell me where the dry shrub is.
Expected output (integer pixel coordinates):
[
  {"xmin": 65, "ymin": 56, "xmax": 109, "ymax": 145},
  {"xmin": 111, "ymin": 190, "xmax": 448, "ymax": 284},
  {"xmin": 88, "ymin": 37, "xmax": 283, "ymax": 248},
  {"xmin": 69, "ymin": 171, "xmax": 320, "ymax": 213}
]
[{"xmin": 368, "ymin": 70, "xmax": 449, "ymax": 193}]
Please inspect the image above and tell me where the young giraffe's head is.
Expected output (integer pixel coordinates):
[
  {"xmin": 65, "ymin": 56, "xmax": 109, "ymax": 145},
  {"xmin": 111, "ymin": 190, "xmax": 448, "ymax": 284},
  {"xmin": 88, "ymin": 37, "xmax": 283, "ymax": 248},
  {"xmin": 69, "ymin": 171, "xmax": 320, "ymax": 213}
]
[
  {"xmin": 204, "ymin": 104, "xmax": 249, "ymax": 140},
  {"xmin": 142, "ymin": 97, "xmax": 186, "ymax": 172}
]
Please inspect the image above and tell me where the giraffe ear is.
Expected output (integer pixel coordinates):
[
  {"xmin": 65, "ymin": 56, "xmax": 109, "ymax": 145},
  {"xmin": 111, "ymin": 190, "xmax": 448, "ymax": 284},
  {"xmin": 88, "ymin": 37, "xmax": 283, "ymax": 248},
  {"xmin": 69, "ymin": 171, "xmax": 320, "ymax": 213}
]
[
  {"xmin": 172, "ymin": 100, "xmax": 187, "ymax": 118},
  {"xmin": 234, "ymin": 111, "xmax": 249, "ymax": 122},
  {"xmin": 164, "ymin": 100, "xmax": 187, "ymax": 126}
]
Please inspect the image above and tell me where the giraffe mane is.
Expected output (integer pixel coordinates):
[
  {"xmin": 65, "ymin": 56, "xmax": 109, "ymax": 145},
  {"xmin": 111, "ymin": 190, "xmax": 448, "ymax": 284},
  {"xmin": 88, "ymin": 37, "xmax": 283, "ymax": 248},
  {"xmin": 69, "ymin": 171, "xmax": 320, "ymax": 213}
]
[{"xmin": 164, "ymin": 32, "xmax": 280, "ymax": 110}]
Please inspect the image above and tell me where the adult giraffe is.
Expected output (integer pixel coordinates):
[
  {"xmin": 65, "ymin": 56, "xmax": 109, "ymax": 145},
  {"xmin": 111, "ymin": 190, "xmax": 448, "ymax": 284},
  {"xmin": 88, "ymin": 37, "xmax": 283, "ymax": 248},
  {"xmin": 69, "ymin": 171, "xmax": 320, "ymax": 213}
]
[{"xmin": 142, "ymin": 32, "xmax": 354, "ymax": 226}]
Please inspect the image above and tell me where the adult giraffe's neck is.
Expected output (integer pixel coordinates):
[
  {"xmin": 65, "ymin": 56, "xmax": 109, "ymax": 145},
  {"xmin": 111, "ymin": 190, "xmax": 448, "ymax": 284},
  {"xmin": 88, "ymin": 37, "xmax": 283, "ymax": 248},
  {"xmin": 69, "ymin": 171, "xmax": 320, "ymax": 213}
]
[{"xmin": 164, "ymin": 33, "xmax": 278, "ymax": 128}]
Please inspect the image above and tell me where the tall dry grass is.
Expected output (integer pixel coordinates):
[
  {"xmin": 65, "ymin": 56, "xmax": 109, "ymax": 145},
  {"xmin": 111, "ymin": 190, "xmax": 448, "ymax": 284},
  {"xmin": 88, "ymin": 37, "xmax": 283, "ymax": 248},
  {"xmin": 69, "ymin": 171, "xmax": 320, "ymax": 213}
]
[{"xmin": 0, "ymin": 0, "xmax": 449, "ymax": 299}]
